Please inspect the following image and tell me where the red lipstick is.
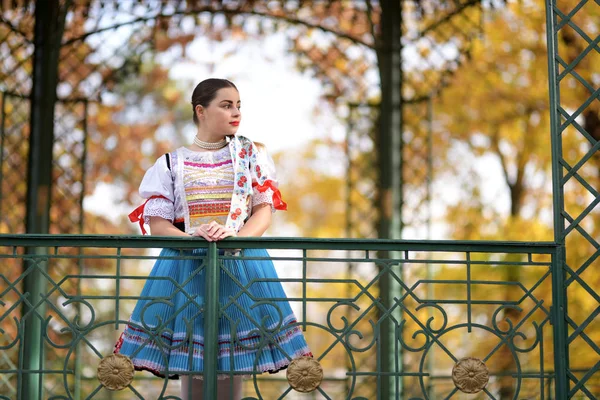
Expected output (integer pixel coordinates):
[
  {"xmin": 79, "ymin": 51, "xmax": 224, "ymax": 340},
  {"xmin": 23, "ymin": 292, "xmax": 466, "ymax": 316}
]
[{"xmin": 229, "ymin": 121, "xmax": 239, "ymax": 126}]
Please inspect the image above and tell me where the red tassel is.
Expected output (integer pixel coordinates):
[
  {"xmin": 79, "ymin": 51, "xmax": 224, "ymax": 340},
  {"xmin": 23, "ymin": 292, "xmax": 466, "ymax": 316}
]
[
  {"xmin": 128, "ymin": 195, "xmax": 169, "ymax": 235},
  {"xmin": 252, "ymin": 180, "xmax": 287, "ymax": 211}
]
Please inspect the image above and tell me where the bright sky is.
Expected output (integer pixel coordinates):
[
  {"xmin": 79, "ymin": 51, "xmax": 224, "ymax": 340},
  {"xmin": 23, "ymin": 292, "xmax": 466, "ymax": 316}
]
[{"xmin": 163, "ymin": 33, "xmax": 328, "ymax": 153}]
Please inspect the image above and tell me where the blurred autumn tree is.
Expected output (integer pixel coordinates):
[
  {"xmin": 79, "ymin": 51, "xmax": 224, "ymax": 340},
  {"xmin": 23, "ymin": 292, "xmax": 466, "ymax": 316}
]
[
  {"xmin": 277, "ymin": 0, "xmax": 599, "ymax": 397},
  {"xmin": 434, "ymin": 1, "xmax": 599, "ymax": 397}
]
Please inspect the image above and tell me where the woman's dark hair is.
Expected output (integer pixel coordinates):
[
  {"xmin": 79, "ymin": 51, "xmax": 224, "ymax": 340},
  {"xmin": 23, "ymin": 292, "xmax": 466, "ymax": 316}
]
[{"xmin": 191, "ymin": 78, "xmax": 238, "ymax": 125}]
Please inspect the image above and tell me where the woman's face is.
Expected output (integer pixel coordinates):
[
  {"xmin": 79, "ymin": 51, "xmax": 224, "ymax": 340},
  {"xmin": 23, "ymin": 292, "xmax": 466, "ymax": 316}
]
[{"xmin": 199, "ymin": 87, "xmax": 241, "ymax": 136}]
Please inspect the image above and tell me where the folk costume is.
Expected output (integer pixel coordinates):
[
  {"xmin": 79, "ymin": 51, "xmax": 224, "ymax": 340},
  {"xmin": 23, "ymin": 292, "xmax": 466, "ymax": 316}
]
[{"xmin": 114, "ymin": 135, "xmax": 311, "ymax": 379}]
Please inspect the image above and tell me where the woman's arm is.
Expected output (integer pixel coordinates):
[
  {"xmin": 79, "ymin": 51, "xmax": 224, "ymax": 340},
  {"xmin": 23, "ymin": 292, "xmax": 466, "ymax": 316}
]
[
  {"xmin": 199, "ymin": 205, "xmax": 271, "ymax": 241},
  {"xmin": 184, "ymin": 204, "xmax": 273, "ymax": 241},
  {"xmin": 149, "ymin": 216, "xmax": 190, "ymax": 237},
  {"xmin": 236, "ymin": 203, "xmax": 272, "ymax": 237}
]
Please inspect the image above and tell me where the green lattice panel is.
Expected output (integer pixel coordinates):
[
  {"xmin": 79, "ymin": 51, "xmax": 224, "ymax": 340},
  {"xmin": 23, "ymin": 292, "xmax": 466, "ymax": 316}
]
[{"xmin": 548, "ymin": 0, "xmax": 600, "ymax": 397}]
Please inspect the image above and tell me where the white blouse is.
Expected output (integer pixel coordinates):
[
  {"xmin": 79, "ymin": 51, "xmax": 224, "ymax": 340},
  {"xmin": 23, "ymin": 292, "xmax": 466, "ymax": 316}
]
[{"xmin": 139, "ymin": 146, "xmax": 276, "ymax": 232}]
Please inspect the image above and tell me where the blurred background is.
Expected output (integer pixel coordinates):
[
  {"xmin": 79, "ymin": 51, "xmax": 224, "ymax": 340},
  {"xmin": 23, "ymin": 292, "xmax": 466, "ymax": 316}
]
[{"xmin": 0, "ymin": 0, "xmax": 598, "ymax": 398}]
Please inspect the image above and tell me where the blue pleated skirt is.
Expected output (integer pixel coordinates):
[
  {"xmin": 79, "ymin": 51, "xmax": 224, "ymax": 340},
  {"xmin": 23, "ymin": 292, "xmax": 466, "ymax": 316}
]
[{"xmin": 114, "ymin": 248, "xmax": 312, "ymax": 379}]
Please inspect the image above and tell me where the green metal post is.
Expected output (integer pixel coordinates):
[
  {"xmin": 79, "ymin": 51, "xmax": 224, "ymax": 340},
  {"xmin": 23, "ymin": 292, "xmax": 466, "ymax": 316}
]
[
  {"xmin": 377, "ymin": 0, "xmax": 403, "ymax": 398},
  {"xmin": 21, "ymin": 1, "xmax": 67, "ymax": 399},
  {"xmin": 551, "ymin": 247, "xmax": 568, "ymax": 399},
  {"xmin": 544, "ymin": 0, "xmax": 568, "ymax": 398},
  {"xmin": 203, "ymin": 243, "xmax": 220, "ymax": 398},
  {"xmin": 377, "ymin": 0, "xmax": 403, "ymax": 240}
]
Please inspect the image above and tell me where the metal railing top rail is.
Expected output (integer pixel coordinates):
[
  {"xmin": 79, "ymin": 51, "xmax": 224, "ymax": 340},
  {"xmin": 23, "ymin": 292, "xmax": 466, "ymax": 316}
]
[{"xmin": 0, "ymin": 234, "xmax": 558, "ymax": 253}]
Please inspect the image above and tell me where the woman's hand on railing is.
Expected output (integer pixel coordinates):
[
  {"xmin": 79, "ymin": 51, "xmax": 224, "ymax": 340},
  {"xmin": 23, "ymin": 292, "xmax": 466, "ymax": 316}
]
[{"xmin": 191, "ymin": 221, "xmax": 237, "ymax": 242}]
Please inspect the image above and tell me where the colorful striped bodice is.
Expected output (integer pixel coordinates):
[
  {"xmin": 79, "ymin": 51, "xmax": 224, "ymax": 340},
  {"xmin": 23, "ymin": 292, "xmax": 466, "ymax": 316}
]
[{"xmin": 181, "ymin": 146, "xmax": 234, "ymax": 232}]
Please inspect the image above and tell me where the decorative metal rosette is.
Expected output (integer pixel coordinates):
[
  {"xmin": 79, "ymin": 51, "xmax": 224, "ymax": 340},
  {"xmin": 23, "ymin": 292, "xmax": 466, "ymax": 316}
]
[
  {"xmin": 97, "ymin": 354, "xmax": 135, "ymax": 391},
  {"xmin": 286, "ymin": 356, "xmax": 323, "ymax": 393},
  {"xmin": 452, "ymin": 357, "xmax": 489, "ymax": 394}
]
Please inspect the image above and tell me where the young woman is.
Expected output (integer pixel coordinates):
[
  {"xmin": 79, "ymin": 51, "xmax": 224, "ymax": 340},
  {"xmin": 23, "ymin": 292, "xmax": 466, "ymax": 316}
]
[{"xmin": 115, "ymin": 78, "xmax": 311, "ymax": 399}]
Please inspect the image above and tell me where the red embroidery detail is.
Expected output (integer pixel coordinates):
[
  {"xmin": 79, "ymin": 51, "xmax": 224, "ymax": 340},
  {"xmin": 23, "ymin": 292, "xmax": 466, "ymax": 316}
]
[
  {"xmin": 231, "ymin": 207, "xmax": 242, "ymax": 220},
  {"xmin": 114, "ymin": 333, "xmax": 125, "ymax": 353},
  {"xmin": 113, "ymin": 321, "xmax": 311, "ymax": 379},
  {"xmin": 128, "ymin": 195, "xmax": 170, "ymax": 235},
  {"xmin": 252, "ymin": 180, "xmax": 287, "ymax": 211},
  {"xmin": 237, "ymin": 176, "xmax": 247, "ymax": 187}
]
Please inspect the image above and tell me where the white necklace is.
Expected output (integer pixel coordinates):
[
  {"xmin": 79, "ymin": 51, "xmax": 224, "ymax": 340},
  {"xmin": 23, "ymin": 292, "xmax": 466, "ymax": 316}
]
[{"xmin": 193, "ymin": 136, "xmax": 227, "ymax": 150}]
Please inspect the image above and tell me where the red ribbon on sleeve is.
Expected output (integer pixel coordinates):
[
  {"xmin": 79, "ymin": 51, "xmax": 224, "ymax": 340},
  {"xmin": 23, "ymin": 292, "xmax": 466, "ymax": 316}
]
[
  {"xmin": 128, "ymin": 195, "xmax": 169, "ymax": 235},
  {"xmin": 252, "ymin": 180, "xmax": 287, "ymax": 211}
]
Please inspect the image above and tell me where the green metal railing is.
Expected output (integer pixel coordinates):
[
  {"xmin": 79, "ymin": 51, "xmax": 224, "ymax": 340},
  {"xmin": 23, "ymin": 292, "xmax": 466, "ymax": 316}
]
[{"xmin": 0, "ymin": 234, "xmax": 564, "ymax": 399}]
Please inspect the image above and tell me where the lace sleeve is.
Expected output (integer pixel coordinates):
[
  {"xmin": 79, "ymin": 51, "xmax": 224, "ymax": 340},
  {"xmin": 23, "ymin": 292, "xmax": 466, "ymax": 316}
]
[
  {"xmin": 143, "ymin": 197, "xmax": 175, "ymax": 225},
  {"xmin": 250, "ymin": 143, "xmax": 287, "ymax": 212},
  {"xmin": 252, "ymin": 187, "xmax": 275, "ymax": 213}
]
